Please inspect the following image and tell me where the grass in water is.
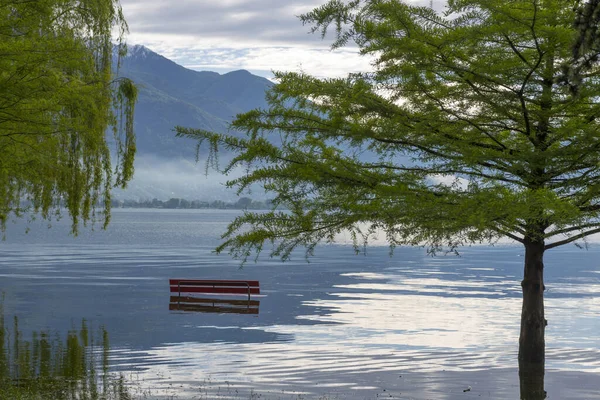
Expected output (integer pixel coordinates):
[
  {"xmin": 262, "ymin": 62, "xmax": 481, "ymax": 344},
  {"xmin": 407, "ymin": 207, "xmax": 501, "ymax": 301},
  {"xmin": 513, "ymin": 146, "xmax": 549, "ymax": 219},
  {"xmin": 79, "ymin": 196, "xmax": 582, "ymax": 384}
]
[{"xmin": 0, "ymin": 301, "xmax": 135, "ymax": 400}]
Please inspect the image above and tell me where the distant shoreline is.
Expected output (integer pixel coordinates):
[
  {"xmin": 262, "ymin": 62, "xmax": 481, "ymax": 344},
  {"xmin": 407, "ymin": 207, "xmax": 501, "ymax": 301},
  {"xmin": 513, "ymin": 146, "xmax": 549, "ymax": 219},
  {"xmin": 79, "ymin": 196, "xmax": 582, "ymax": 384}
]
[{"xmin": 112, "ymin": 196, "xmax": 279, "ymax": 210}]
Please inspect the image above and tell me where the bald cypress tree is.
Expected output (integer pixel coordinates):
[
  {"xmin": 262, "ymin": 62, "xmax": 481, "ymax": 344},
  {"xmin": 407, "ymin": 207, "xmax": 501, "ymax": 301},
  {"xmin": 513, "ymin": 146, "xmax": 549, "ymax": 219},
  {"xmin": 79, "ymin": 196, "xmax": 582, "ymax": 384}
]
[
  {"xmin": 0, "ymin": 0, "xmax": 137, "ymax": 234},
  {"xmin": 177, "ymin": 0, "xmax": 600, "ymax": 376}
]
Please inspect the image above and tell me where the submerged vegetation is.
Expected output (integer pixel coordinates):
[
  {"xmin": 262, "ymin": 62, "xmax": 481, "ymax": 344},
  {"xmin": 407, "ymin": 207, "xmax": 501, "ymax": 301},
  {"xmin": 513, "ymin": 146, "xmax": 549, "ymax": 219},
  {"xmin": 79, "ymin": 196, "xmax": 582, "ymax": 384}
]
[
  {"xmin": 0, "ymin": 307, "xmax": 131, "ymax": 400},
  {"xmin": 0, "ymin": 306, "xmax": 312, "ymax": 400}
]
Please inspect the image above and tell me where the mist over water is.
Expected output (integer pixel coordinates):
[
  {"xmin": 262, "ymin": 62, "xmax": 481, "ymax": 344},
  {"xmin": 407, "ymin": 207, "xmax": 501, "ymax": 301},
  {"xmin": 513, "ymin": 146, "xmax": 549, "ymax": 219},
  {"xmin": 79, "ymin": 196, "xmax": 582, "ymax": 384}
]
[
  {"xmin": 112, "ymin": 155, "xmax": 259, "ymax": 202},
  {"xmin": 1, "ymin": 209, "xmax": 599, "ymax": 399}
]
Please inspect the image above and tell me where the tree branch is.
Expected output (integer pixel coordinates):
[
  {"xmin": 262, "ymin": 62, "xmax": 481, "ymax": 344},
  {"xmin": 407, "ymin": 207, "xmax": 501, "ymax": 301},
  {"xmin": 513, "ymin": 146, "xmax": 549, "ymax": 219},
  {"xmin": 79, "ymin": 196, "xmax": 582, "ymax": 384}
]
[
  {"xmin": 545, "ymin": 222, "xmax": 600, "ymax": 238},
  {"xmin": 545, "ymin": 226, "xmax": 600, "ymax": 250}
]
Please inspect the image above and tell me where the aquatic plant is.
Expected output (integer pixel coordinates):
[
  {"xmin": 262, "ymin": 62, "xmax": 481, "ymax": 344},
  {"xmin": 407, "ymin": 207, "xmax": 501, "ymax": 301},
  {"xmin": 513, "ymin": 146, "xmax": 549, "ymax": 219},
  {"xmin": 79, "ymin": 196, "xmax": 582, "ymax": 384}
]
[{"xmin": 0, "ymin": 305, "xmax": 131, "ymax": 400}]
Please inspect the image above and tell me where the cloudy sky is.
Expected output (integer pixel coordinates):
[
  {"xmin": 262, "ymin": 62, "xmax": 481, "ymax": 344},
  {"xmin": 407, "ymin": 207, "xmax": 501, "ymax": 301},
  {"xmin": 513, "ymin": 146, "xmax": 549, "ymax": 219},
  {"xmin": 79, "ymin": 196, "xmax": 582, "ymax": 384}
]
[{"xmin": 119, "ymin": 0, "xmax": 440, "ymax": 79}]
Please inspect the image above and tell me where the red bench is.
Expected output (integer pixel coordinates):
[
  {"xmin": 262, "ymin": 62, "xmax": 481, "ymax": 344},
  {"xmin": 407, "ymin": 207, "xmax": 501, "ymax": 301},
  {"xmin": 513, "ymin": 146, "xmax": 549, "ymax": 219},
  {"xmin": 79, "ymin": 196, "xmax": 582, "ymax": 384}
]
[{"xmin": 169, "ymin": 279, "xmax": 260, "ymax": 300}]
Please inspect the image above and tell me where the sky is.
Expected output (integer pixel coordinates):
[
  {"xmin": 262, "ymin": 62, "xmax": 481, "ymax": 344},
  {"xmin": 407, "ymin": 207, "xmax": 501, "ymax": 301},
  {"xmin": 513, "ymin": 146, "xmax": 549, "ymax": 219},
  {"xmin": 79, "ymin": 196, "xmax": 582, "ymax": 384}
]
[{"xmin": 119, "ymin": 0, "xmax": 441, "ymax": 79}]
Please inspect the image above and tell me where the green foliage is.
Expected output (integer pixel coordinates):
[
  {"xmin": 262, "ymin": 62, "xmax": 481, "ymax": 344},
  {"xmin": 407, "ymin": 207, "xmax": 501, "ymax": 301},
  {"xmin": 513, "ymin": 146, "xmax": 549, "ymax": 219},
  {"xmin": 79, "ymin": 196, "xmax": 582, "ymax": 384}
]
[
  {"xmin": 569, "ymin": 0, "xmax": 600, "ymax": 90},
  {"xmin": 177, "ymin": 0, "xmax": 600, "ymax": 261},
  {"xmin": 0, "ymin": 0, "xmax": 137, "ymax": 234}
]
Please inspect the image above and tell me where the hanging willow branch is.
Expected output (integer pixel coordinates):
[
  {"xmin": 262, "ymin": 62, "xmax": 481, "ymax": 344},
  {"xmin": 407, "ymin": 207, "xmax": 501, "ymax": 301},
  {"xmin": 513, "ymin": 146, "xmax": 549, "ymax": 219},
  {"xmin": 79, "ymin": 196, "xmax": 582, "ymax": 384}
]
[{"xmin": 0, "ymin": 0, "xmax": 137, "ymax": 234}]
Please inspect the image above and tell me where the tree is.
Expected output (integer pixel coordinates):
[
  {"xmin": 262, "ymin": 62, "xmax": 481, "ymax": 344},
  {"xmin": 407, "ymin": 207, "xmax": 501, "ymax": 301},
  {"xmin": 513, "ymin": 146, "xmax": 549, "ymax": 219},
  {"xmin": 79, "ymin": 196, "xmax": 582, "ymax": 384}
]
[
  {"xmin": 0, "ymin": 0, "xmax": 137, "ymax": 234},
  {"xmin": 176, "ymin": 0, "xmax": 600, "ymax": 391},
  {"xmin": 235, "ymin": 197, "xmax": 253, "ymax": 209},
  {"xmin": 165, "ymin": 198, "xmax": 181, "ymax": 209}
]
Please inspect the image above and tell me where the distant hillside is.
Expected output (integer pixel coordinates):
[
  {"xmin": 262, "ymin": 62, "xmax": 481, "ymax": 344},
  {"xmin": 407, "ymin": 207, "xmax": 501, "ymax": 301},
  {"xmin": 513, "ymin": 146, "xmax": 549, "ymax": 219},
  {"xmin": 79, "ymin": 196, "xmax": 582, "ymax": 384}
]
[
  {"xmin": 112, "ymin": 45, "xmax": 273, "ymax": 201},
  {"xmin": 117, "ymin": 45, "xmax": 272, "ymax": 159}
]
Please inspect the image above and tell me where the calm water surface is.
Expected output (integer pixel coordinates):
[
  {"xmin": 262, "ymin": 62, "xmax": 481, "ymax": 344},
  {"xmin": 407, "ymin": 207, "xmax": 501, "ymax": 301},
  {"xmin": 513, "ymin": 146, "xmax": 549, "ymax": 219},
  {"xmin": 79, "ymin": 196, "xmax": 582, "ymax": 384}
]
[{"xmin": 1, "ymin": 209, "xmax": 599, "ymax": 399}]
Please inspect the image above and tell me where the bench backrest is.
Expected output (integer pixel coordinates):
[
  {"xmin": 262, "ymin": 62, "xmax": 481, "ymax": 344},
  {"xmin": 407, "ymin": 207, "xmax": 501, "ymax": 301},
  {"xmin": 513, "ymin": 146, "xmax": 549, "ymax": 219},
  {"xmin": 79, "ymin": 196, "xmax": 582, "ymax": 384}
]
[{"xmin": 169, "ymin": 279, "xmax": 260, "ymax": 296}]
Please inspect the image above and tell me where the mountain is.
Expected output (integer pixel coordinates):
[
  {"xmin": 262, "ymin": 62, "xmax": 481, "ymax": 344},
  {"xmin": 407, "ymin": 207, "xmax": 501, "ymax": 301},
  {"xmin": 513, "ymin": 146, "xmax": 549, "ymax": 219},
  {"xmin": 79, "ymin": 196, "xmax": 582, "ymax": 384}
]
[
  {"xmin": 112, "ymin": 45, "xmax": 273, "ymax": 201},
  {"xmin": 118, "ymin": 45, "xmax": 273, "ymax": 159}
]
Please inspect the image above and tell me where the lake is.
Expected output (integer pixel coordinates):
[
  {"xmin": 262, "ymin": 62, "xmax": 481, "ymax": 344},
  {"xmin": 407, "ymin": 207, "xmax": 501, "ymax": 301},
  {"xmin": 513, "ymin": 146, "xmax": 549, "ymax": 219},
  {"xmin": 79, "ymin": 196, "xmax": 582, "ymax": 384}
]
[{"xmin": 1, "ymin": 209, "xmax": 599, "ymax": 399}]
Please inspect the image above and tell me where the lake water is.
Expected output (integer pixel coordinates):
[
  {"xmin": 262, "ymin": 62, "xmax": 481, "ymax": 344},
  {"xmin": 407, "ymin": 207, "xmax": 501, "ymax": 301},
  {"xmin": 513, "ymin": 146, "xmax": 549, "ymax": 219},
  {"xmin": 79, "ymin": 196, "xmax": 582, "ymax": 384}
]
[{"xmin": 1, "ymin": 209, "xmax": 599, "ymax": 399}]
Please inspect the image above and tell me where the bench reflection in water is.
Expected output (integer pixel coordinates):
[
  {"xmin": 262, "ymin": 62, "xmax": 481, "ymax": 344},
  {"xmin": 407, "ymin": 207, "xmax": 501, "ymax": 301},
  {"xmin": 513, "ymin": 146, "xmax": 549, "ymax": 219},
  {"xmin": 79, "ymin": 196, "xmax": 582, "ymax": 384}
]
[
  {"xmin": 169, "ymin": 296, "xmax": 260, "ymax": 314},
  {"xmin": 168, "ymin": 279, "xmax": 260, "ymax": 315}
]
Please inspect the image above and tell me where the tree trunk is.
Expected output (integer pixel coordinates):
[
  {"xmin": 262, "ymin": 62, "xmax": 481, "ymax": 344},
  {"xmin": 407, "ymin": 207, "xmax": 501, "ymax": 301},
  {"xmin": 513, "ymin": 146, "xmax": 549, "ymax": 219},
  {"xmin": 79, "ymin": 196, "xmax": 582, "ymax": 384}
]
[
  {"xmin": 519, "ymin": 239, "xmax": 546, "ymax": 363},
  {"xmin": 518, "ymin": 238, "xmax": 546, "ymax": 399},
  {"xmin": 519, "ymin": 358, "xmax": 546, "ymax": 400}
]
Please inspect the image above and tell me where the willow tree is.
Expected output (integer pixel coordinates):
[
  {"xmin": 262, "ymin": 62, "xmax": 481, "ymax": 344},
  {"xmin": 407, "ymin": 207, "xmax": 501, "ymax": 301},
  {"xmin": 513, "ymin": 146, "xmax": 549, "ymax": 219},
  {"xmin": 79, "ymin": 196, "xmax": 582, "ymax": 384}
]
[
  {"xmin": 0, "ymin": 0, "xmax": 137, "ymax": 233},
  {"xmin": 177, "ymin": 0, "xmax": 600, "ymax": 366}
]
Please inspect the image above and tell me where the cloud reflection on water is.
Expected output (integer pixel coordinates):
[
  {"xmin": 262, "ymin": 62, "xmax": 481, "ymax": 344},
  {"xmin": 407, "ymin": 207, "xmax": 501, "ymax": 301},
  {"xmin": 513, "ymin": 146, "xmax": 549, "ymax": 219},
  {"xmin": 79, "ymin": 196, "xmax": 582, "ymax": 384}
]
[{"xmin": 113, "ymin": 261, "xmax": 600, "ymax": 398}]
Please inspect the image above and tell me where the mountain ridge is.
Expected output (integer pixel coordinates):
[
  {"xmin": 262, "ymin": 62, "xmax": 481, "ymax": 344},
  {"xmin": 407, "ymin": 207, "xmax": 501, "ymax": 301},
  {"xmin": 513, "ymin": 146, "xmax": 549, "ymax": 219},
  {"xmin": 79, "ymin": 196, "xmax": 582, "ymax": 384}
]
[
  {"xmin": 112, "ymin": 45, "xmax": 273, "ymax": 200},
  {"xmin": 118, "ymin": 44, "xmax": 272, "ymax": 158}
]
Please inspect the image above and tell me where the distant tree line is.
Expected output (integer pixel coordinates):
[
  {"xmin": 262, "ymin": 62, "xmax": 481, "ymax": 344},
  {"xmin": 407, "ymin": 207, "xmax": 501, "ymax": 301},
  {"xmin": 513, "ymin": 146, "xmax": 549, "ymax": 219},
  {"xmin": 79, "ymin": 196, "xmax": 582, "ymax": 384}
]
[{"xmin": 112, "ymin": 197, "xmax": 274, "ymax": 210}]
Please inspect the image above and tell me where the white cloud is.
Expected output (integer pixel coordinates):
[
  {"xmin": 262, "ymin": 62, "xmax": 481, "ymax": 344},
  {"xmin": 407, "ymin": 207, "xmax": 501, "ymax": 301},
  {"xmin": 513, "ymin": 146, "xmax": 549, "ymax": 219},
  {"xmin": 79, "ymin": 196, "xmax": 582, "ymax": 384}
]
[
  {"xmin": 122, "ymin": 33, "xmax": 373, "ymax": 79},
  {"xmin": 429, "ymin": 174, "xmax": 469, "ymax": 190},
  {"xmin": 118, "ymin": 0, "xmax": 444, "ymax": 78}
]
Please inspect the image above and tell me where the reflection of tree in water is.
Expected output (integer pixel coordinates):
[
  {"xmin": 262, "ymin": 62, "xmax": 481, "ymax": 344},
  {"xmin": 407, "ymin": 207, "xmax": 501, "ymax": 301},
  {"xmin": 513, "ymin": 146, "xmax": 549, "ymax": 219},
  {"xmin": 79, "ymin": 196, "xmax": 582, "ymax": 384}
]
[{"xmin": 0, "ymin": 306, "xmax": 131, "ymax": 399}]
